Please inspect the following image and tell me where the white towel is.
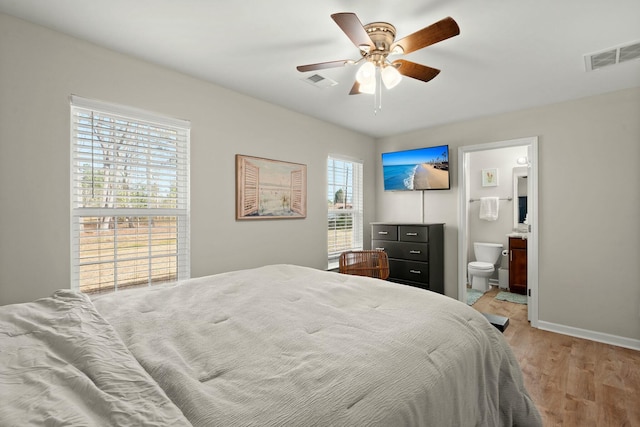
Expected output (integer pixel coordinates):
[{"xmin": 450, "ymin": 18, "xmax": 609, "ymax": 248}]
[{"xmin": 479, "ymin": 197, "xmax": 499, "ymax": 221}]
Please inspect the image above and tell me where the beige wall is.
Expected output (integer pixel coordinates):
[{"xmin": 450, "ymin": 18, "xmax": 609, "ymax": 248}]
[
  {"xmin": 376, "ymin": 87, "xmax": 640, "ymax": 342},
  {"xmin": 0, "ymin": 14, "xmax": 376, "ymax": 305}
]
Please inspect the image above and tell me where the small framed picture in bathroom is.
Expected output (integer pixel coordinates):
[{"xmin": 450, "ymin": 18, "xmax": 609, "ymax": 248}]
[{"xmin": 481, "ymin": 168, "xmax": 498, "ymax": 187}]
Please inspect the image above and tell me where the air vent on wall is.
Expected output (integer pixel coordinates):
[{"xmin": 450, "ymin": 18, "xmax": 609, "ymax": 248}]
[
  {"xmin": 302, "ymin": 74, "xmax": 338, "ymax": 88},
  {"xmin": 585, "ymin": 41, "xmax": 640, "ymax": 71}
]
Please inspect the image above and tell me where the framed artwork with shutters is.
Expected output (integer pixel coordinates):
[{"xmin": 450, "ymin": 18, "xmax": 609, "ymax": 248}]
[{"xmin": 236, "ymin": 155, "xmax": 307, "ymax": 220}]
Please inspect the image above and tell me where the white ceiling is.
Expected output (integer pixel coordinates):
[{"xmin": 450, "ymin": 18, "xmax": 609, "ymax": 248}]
[{"xmin": 1, "ymin": 0, "xmax": 639, "ymax": 138}]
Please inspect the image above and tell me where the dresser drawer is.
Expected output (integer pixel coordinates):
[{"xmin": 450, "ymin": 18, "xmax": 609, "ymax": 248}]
[
  {"xmin": 372, "ymin": 240, "xmax": 428, "ymax": 261},
  {"xmin": 389, "ymin": 259, "xmax": 429, "ymax": 284},
  {"xmin": 399, "ymin": 225, "xmax": 429, "ymax": 242},
  {"xmin": 372, "ymin": 225, "xmax": 398, "ymax": 241}
]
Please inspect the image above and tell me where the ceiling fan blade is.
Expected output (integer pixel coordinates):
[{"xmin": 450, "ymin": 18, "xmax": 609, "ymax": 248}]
[
  {"xmin": 392, "ymin": 17, "xmax": 460, "ymax": 54},
  {"xmin": 393, "ymin": 59, "xmax": 441, "ymax": 82},
  {"xmin": 331, "ymin": 13, "xmax": 373, "ymax": 50},
  {"xmin": 349, "ymin": 81, "xmax": 362, "ymax": 95},
  {"xmin": 297, "ymin": 60, "xmax": 350, "ymax": 72}
]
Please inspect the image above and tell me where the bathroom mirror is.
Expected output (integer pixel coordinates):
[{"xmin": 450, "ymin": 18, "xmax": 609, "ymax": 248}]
[{"xmin": 512, "ymin": 167, "xmax": 528, "ymax": 231}]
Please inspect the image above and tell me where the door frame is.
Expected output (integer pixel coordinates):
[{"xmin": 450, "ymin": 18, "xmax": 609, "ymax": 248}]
[{"xmin": 457, "ymin": 137, "xmax": 539, "ymax": 327}]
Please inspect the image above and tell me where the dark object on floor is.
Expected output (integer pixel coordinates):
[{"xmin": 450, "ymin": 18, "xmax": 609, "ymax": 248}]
[{"xmin": 482, "ymin": 312, "xmax": 509, "ymax": 332}]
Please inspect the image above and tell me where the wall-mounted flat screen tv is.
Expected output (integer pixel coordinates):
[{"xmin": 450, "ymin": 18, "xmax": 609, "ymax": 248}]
[{"xmin": 381, "ymin": 145, "xmax": 450, "ymax": 191}]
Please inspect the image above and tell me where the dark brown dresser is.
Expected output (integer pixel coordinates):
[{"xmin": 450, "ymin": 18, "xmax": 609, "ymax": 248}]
[{"xmin": 371, "ymin": 223, "xmax": 444, "ymax": 294}]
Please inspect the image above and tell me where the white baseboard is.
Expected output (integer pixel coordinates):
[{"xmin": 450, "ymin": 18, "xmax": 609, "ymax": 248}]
[{"xmin": 537, "ymin": 320, "xmax": 640, "ymax": 351}]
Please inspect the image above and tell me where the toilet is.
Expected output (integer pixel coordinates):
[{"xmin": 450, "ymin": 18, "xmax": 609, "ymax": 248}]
[{"xmin": 468, "ymin": 242, "xmax": 503, "ymax": 292}]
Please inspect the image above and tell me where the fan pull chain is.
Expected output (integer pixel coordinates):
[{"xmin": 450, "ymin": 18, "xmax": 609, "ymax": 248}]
[{"xmin": 374, "ymin": 67, "xmax": 382, "ymax": 114}]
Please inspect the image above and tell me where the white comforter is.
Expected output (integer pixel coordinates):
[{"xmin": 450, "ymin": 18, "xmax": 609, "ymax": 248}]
[
  {"xmin": 0, "ymin": 290, "xmax": 190, "ymax": 426},
  {"xmin": 93, "ymin": 264, "xmax": 542, "ymax": 427}
]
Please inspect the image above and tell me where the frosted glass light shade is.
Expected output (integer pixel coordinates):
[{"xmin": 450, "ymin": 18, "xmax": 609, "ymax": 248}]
[
  {"xmin": 355, "ymin": 62, "xmax": 376, "ymax": 85},
  {"xmin": 381, "ymin": 65, "xmax": 402, "ymax": 89}
]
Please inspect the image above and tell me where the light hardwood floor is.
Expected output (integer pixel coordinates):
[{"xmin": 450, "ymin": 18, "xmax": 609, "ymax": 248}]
[{"xmin": 471, "ymin": 287, "xmax": 640, "ymax": 426}]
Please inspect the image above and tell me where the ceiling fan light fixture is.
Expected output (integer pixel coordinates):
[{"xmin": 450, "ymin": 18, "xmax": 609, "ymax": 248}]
[
  {"xmin": 355, "ymin": 61, "xmax": 376, "ymax": 85},
  {"xmin": 296, "ymin": 13, "xmax": 460, "ymax": 102},
  {"xmin": 381, "ymin": 64, "xmax": 402, "ymax": 89}
]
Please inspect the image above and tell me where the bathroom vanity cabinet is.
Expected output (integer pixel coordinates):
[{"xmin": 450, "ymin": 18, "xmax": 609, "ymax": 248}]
[
  {"xmin": 509, "ymin": 237, "xmax": 527, "ymax": 295},
  {"xmin": 371, "ymin": 223, "xmax": 444, "ymax": 294}
]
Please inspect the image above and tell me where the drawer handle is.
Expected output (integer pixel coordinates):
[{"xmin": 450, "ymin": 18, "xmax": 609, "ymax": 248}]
[
  {"xmin": 406, "ymin": 232, "xmax": 418, "ymax": 236},
  {"xmin": 378, "ymin": 231, "xmax": 388, "ymax": 235},
  {"xmin": 409, "ymin": 270, "xmax": 422, "ymax": 274},
  {"xmin": 409, "ymin": 250, "xmax": 421, "ymax": 254},
  {"xmin": 375, "ymin": 247, "xmax": 385, "ymax": 251}
]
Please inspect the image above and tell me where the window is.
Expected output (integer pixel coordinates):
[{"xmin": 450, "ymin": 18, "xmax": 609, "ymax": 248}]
[
  {"xmin": 70, "ymin": 96, "xmax": 190, "ymax": 294},
  {"xmin": 327, "ymin": 156, "xmax": 363, "ymax": 268}
]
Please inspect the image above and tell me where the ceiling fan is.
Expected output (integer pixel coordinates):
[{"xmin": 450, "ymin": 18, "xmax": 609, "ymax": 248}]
[{"xmin": 297, "ymin": 13, "xmax": 460, "ymax": 95}]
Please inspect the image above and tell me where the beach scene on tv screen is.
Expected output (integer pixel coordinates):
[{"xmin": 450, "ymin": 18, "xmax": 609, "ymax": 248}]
[{"xmin": 382, "ymin": 146, "xmax": 449, "ymax": 190}]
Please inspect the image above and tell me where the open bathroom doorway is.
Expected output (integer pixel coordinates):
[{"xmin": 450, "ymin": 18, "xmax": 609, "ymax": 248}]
[{"xmin": 458, "ymin": 137, "xmax": 538, "ymax": 326}]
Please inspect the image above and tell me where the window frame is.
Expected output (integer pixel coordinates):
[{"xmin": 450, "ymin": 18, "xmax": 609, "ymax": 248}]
[
  {"xmin": 70, "ymin": 96, "xmax": 190, "ymax": 294},
  {"xmin": 327, "ymin": 155, "xmax": 364, "ymax": 269}
]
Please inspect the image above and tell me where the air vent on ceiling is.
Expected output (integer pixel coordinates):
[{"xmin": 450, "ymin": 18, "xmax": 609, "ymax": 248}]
[
  {"xmin": 302, "ymin": 74, "xmax": 338, "ymax": 88},
  {"xmin": 585, "ymin": 41, "xmax": 640, "ymax": 71}
]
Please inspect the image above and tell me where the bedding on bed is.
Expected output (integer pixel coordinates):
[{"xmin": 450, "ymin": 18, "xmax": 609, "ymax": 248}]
[
  {"xmin": 92, "ymin": 264, "xmax": 542, "ymax": 427},
  {"xmin": 0, "ymin": 290, "xmax": 190, "ymax": 426}
]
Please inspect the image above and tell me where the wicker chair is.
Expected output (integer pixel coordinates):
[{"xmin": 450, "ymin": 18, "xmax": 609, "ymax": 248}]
[{"xmin": 339, "ymin": 250, "xmax": 390, "ymax": 280}]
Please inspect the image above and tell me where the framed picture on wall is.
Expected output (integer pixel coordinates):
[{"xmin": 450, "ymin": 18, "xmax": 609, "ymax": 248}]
[
  {"xmin": 236, "ymin": 154, "xmax": 307, "ymax": 220},
  {"xmin": 481, "ymin": 168, "xmax": 498, "ymax": 187}
]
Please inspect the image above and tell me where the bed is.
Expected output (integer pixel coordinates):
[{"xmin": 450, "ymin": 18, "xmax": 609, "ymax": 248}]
[{"xmin": 1, "ymin": 264, "xmax": 542, "ymax": 426}]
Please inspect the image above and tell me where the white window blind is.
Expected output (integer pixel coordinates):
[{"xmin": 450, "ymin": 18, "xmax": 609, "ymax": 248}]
[
  {"xmin": 327, "ymin": 156, "xmax": 363, "ymax": 268},
  {"xmin": 70, "ymin": 96, "xmax": 190, "ymax": 294}
]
